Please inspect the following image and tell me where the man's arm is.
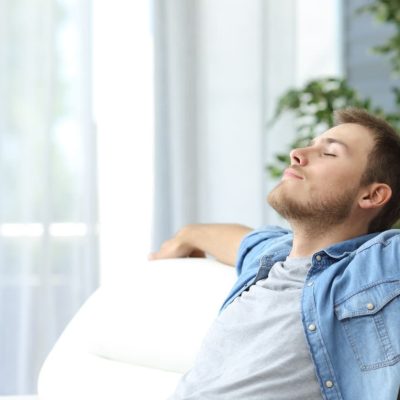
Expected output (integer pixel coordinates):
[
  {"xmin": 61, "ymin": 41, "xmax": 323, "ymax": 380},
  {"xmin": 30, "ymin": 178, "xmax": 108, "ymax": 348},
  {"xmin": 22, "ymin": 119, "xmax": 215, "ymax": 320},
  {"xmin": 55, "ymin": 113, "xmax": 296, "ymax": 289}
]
[{"xmin": 148, "ymin": 223, "xmax": 253, "ymax": 266}]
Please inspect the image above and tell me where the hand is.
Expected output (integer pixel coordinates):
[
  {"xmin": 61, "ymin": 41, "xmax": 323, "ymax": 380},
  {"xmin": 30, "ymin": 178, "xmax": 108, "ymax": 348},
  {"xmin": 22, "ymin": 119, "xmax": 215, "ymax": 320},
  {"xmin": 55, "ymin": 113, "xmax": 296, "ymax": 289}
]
[{"xmin": 148, "ymin": 226, "xmax": 206, "ymax": 260}]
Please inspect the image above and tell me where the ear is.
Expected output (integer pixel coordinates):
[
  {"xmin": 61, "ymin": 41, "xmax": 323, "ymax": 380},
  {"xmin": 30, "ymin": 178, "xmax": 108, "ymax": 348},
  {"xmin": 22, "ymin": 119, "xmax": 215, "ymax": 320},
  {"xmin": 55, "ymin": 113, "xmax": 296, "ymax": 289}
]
[{"xmin": 358, "ymin": 183, "xmax": 392, "ymax": 210}]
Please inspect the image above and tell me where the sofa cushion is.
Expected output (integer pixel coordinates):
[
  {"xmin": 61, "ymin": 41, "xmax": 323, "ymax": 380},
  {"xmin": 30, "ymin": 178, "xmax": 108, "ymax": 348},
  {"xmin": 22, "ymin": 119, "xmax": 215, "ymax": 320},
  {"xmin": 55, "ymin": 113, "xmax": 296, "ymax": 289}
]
[{"xmin": 88, "ymin": 258, "xmax": 236, "ymax": 373}]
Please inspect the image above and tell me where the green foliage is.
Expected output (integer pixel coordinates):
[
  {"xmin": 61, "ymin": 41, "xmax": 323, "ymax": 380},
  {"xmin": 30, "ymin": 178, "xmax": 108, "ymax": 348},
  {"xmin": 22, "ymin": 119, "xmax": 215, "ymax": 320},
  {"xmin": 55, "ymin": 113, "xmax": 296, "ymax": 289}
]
[
  {"xmin": 357, "ymin": 0, "xmax": 400, "ymax": 75},
  {"xmin": 268, "ymin": 0, "xmax": 400, "ymax": 179}
]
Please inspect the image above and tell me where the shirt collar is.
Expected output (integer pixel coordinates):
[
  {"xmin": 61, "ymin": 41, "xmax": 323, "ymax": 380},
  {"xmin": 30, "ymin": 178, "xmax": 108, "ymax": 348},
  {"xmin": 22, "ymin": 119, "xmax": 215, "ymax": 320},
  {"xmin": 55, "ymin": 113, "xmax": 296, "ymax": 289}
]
[{"xmin": 322, "ymin": 232, "xmax": 380, "ymax": 259}]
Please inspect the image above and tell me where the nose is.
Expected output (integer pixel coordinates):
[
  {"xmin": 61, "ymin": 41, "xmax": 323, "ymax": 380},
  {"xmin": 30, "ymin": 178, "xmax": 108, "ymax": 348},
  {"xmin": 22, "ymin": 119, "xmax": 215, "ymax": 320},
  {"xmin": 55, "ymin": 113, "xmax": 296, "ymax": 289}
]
[{"xmin": 290, "ymin": 148, "xmax": 308, "ymax": 166}]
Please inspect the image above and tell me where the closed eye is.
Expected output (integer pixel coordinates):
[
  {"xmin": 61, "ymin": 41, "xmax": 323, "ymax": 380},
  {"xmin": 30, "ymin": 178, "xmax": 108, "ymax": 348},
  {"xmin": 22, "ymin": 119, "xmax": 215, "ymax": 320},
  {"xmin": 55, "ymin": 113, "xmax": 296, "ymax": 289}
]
[{"xmin": 323, "ymin": 153, "xmax": 337, "ymax": 157}]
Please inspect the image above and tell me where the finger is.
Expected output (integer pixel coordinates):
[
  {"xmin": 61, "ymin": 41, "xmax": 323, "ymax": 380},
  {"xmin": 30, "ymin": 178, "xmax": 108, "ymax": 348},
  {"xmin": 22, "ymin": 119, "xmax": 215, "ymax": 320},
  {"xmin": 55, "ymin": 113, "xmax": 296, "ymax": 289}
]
[{"xmin": 190, "ymin": 249, "xmax": 206, "ymax": 258}]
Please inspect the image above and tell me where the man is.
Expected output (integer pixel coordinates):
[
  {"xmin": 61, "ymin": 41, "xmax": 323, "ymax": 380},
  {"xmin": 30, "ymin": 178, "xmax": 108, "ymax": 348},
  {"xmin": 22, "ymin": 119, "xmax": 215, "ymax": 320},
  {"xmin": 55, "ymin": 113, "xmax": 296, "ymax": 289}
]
[{"xmin": 149, "ymin": 108, "xmax": 400, "ymax": 400}]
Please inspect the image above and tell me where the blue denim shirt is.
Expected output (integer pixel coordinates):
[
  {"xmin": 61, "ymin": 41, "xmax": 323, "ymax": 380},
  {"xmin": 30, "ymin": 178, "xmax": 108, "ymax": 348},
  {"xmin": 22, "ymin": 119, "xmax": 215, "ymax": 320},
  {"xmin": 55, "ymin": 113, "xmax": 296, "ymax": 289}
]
[{"xmin": 220, "ymin": 226, "xmax": 400, "ymax": 400}]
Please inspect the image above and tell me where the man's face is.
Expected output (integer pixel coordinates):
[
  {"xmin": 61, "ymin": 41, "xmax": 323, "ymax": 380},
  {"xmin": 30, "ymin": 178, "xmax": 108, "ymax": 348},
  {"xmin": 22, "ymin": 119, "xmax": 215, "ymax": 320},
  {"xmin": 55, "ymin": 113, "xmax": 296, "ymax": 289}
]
[{"xmin": 267, "ymin": 123, "xmax": 376, "ymax": 226}]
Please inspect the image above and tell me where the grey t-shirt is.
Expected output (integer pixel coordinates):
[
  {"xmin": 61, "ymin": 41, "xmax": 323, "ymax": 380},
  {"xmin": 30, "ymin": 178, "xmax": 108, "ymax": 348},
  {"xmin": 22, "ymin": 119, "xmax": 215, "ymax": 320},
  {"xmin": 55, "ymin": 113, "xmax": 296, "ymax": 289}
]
[{"xmin": 168, "ymin": 257, "xmax": 322, "ymax": 400}]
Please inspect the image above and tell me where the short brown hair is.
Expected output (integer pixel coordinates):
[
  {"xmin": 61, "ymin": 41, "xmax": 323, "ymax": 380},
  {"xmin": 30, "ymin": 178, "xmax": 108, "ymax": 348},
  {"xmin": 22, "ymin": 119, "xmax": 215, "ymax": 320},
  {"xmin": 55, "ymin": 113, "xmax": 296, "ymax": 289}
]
[{"xmin": 334, "ymin": 108, "xmax": 400, "ymax": 233}]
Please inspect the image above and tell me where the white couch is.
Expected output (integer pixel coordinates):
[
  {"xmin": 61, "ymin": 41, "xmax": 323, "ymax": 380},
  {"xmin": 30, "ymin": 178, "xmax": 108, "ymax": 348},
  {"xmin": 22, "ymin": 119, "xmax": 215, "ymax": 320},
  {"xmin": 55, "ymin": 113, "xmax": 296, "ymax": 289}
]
[{"xmin": 38, "ymin": 258, "xmax": 236, "ymax": 399}]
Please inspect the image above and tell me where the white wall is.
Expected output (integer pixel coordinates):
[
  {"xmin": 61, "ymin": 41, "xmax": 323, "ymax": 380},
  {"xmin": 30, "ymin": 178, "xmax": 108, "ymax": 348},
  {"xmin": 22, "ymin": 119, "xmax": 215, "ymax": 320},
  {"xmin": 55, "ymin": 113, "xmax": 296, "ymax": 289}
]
[
  {"xmin": 196, "ymin": 0, "xmax": 265, "ymax": 227},
  {"xmin": 193, "ymin": 0, "xmax": 342, "ymax": 229}
]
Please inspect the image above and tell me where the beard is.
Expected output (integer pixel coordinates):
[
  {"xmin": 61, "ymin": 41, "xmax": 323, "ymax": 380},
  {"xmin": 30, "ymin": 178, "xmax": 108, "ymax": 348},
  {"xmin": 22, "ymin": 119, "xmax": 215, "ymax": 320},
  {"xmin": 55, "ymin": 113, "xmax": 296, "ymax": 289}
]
[{"xmin": 267, "ymin": 181, "xmax": 359, "ymax": 228}]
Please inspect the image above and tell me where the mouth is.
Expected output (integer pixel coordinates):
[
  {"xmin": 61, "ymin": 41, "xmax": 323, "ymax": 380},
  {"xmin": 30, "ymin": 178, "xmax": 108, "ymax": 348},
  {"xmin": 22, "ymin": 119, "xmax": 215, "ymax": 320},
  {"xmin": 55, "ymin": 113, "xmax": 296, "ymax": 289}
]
[{"xmin": 283, "ymin": 168, "xmax": 303, "ymax": 180}]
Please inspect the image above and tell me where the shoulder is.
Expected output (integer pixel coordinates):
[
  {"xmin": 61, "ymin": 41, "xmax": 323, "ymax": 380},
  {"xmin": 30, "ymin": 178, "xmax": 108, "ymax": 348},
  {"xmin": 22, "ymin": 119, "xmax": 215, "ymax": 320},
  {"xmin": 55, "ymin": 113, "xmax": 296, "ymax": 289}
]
[
  {"xmin": 235, "ymin": 225, "xmax": 292, "ymax": 275},
  {"xmin": 348, "ymin": 229, "xmax": 400, "ymax": 279},
  {"xmin": 356, "ymin": 229, "xmax": 400, "ymax": 254},
  {"xmin": 242, "ymin": 225, "xmax": 292, "ymax": 241}
]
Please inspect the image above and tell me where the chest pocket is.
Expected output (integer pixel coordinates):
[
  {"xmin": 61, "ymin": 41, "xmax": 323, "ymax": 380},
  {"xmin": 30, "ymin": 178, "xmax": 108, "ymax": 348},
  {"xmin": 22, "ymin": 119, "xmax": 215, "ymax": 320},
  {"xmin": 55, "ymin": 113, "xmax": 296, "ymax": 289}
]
[{"xmin": 334, "ymin": 279, "xmax": 400, "ymax": 371}]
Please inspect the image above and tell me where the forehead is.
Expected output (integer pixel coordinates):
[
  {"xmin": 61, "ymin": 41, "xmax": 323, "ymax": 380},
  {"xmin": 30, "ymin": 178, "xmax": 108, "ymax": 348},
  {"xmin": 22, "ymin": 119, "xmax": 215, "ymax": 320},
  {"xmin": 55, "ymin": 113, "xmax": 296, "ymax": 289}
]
[{"xmin": 318, "ymin": 123, "xmax": 375, "ymax": 155}]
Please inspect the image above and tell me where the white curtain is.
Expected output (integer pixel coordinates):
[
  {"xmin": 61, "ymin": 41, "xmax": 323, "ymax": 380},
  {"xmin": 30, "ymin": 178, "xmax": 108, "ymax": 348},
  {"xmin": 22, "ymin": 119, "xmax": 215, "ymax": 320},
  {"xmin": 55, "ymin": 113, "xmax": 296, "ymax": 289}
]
[
  {"xmin": 152, "ymin": 0, "xmax": 200, "ymax": 249},
  {"xmin": 0, "ymin": 0, "xmax": 98, "ymax": 394}
]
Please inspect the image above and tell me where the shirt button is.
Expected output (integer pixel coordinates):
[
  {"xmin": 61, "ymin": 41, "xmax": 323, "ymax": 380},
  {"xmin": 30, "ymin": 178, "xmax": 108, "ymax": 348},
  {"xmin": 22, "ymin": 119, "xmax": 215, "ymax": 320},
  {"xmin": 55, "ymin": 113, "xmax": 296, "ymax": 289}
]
[
  {"xmin": 367, "ymin": 303, "xmax": 375, "ymax": 310},
  {"xmin": 316, "ymin": 255, "xmax": 322, "ymax": 261},
  {"xmin": 308, "ymin": 323, "xmax": 317, "ymax": 331},
  {"xmin": 325, "ymin": 380, "xmax": 334, "ymax": 388},
  {"xmin": 307, "ymin": 281, "xmax": 314, "ymax": 287}
]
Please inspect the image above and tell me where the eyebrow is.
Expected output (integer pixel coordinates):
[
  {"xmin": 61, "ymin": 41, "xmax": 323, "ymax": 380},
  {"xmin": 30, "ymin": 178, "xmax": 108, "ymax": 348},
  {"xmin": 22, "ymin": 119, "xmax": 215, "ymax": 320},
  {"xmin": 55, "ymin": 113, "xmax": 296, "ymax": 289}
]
[{"xmin": 310, "ymin": 137, "xmax": 349, "ymax": 152}]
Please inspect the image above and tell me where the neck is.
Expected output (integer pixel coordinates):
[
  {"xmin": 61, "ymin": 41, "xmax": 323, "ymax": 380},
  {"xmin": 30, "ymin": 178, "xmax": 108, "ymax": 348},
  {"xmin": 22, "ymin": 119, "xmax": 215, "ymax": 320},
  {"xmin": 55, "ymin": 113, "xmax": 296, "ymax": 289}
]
[{"xmin": 288, "ymin": 219, "xmax": 369, "ymax": 258}]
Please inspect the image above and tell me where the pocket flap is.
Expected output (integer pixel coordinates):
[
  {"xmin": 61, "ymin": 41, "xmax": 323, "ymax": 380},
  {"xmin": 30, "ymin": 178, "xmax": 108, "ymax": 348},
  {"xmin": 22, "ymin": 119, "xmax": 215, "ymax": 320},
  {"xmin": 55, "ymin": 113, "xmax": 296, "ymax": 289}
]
[{"xmin": 335, "ymin": 279, "xmax": 400, "ymax": 320}]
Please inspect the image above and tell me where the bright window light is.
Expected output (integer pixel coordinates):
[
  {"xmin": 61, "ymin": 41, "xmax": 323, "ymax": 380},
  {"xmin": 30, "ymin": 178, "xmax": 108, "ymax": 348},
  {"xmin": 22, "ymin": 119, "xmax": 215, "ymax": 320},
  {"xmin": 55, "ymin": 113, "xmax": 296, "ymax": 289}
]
[
  {"xmin": 49, "ymin": 223, "xmax": 88, "ymax": 237},
  {"xmin": 93, "ymin": 1, "xmax": 154, "ymax": 282},
  {"xmin": 0, "ymin": 223, "xmax": 44, "ymax": 237}
]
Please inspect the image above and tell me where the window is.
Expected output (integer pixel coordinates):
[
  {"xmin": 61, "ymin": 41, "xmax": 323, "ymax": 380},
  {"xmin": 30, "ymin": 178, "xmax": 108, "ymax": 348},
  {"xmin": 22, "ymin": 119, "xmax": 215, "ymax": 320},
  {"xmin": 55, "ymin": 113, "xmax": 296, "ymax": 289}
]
[{"xmin": 0, "ymin": 0, "xmax": 97, "ymax": 394}]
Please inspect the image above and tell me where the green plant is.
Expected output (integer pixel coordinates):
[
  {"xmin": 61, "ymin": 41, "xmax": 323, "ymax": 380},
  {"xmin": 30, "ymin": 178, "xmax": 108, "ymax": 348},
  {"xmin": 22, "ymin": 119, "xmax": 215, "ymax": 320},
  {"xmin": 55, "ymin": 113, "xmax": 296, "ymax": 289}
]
[
  {"xmin": 268, "ymin": 0, "xmax": 400, "ymax": 178},
  {"xmin": 357, "ymin": 0, "xmax": 400, "ymax": 75}
]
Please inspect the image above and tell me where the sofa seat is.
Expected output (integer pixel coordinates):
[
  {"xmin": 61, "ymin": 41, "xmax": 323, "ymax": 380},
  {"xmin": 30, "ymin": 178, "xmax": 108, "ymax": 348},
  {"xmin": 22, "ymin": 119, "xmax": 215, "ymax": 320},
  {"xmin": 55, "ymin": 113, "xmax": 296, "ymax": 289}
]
[{"xmin": 38, "ymin": 258, "xmax": 236, "ymax": 399}]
